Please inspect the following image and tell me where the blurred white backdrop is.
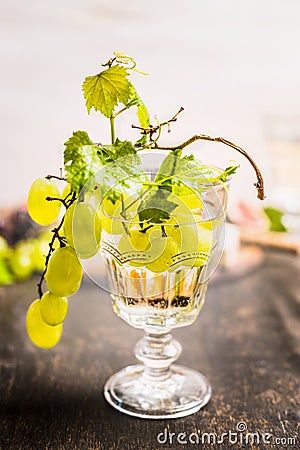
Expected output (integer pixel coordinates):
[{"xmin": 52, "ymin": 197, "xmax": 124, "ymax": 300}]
[{"xmin": 1, "ymin": 0, "xmax": 300, "ymax": 208}]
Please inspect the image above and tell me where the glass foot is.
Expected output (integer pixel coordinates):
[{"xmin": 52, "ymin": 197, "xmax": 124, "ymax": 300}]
[{"xmin": 104, "ymin": 364, "xmax": 211, "ymax": 419}]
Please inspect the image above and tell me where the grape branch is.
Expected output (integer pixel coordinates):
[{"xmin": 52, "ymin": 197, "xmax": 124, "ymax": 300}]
[
  {"xmin": 37, "ymin": 192, "xmax": 77, "ymax": 298},
  {"xmin": 132, "ymin": 108, "xmax": 265, "ymax": 201},
  {"xmin": 45, "ymin": 174, "xmax": 66, "ymax": 182},
  {"xmin": 37, "ymin": 216, "xmax": 66, "ymax": 299},
  {"xmin": 46, "ymin": 196, "xmax": 68, "ymax": 208},
  {"xmin": 154, "ymin": 135, "xmax": 265, "ymax": 200},
  {"xmin": 132, "ymin": 107, "xmax": 184, "ymax": 143}
]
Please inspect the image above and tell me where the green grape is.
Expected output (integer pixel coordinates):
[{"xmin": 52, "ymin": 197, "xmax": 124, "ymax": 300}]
[
  {"xmin": 27, "ymin": 177, "xmax": 61, "ymax": 226},
  {"xmin": 163, "ymin": 216, "xmax": 181, "ymax": 242},
  {"xmin": 64, "ymin": 202, "xmax": 101, "ymax": 259},
  {"xmin": 117, "ymin": 234, "xmax": 145, "ymax": 267},
  {"xmin": 0, "ymin": 258, "xmax": 14, "ymax": 285},
  {"xmin": 128, "ymin": 226, "xmax": 160, "ymax": 251},
  {"xmin": 117, "ymin": 224, "xmax": 161, "ymax": 266},
  {"xmin": 40, "ymin": 291, "xmax": 68, "ymax": 326},
  {"xmin": 182, "ymin": 224, "xmax": 213, "ymax": 267},
  {"xmin": 146, "ymin": 236, "xmax": 179, "ymax": 273},
  {"xmin": 99, "ymin": 213, "xmax": 124, "ymax": 235},
  {"xmin": 101, "ymin": 193, "xmax": 129, "ymax": 217},
  {"xmin": 165, "ymin": 201, "xmax": 196, "ymax": 243},
  {"xmin": 166, "ymin": 207, "xmax": 213, "ymax": 267},
  {"xmin": 166, "ymin": 210, "xmax": 198, "ymax": 248},
  {"xmin": 26, "ymin": 299, "xmax": 63, "ymax": 349},
  {"xmin": 99, "ymin": 193, "xmax": 136, "ymax": 235},
  {"xmin": 10, "ymin": 242, "xmax": 34, "ymax": 280},
  {"xmin": 101, "ymin": 196, "xmax": 119, "ymax": 217},
  {"xmin": 173, "ymin": 184, "xmax": 203, "ymax": 212},
  {"xmin": 180, "ymin": 193, "xmax": 203, "ymax": 212},
  {"xmin": 128, "ymin": 228, "xmax": 149, "ymax": 250},
  {"xmin": 169, "ymin": 195, "xmax": 199, "ymax": 223},
  {"xmin": 0, "ymin": 236, "xmax": 10, "ymax": 259},
  {"xmin": 45, "ymin": 246, "xmax": 82, "ymax": 297}
]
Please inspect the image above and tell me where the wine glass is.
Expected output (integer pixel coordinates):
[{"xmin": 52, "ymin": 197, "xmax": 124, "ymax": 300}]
[{"xmin": 78, "ymin": 150, "xmax": 229, "ymax": 419}]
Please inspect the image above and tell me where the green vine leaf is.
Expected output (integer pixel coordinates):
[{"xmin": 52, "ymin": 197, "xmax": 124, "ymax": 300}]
[
  {"xmin": 138, "ymin": 188, "xmax": 178, "ymax": 224},
  {"xmin": 64, "ymin": 131, "xmax": 103, "ymax": 193},
  {"xmin": 155, "ymin": 150, "xmax": 239, "ymax": 187},
  {"xmin": 94, "ymin": 139, "xmax": 149, "ymax": 200},
  {"xmin": 127, "ymin": 83, "xmax": 150, "ymax": 129},
  {"xmin": 216, "ymin": 165, "xmax": 239, "ymax": 182},
  {"xmin": 97, "ymin": 139, "xmax": 136, "ymax": 164},
  {"xmin": 109, "ymin": 138, "xmax": 137, "ymax": 158},
  {"xmin": 126, "ymin": 83, "xmax": 150, "ymax": 146},
  {"xmin": 82, "ymin": 65, "xmax": 131, "ymax": 117}
]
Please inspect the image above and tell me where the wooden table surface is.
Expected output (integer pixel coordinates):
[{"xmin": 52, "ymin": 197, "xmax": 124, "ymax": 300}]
[{"xmin": 0, "ymin": 250, "xmax": 299, "ymax": 450}]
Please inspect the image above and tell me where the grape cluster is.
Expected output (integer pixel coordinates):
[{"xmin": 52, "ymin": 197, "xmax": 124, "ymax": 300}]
[
  {"xmin": 101, "ymin": 187, "xmax": 213, "ymax": 273},
  {"xmin": 26, "ymin": 178, "xmax": 99, "ymax": 349}
]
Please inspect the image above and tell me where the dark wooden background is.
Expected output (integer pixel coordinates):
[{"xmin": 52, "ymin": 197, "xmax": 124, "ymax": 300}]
[{"xmin": 0, "ymin": 250, "xmax": 299, "ymax": 449}]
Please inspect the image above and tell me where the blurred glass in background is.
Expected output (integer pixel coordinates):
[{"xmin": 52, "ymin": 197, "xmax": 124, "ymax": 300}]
[{"xmin": 265, "ymin": 116, "xmax": 300, "ymax": 230}]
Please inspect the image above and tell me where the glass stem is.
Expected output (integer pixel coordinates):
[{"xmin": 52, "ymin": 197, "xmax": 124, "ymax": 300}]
[{"xmin": 134, "ymin": 331, "xmax": 182, "ymax": 381}]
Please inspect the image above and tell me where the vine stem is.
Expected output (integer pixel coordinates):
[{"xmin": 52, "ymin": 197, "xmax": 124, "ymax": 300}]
[
  {"xmin": 46, "ymin": 174, "xmax": 66, "ymax": 181},
  {"xmin": 114, "ymin": 105, "xmax": 131, "ymax": 118},
  {"xmin": 110, "ymin": 116, "xmax": 116, "ymax": 144},
  {"xmin": 132, "ymin": 107, "xmax": 184, "ymax": 143},
  {"xmin": 37, "ymin": 216, "xmax": 66, "ymax": 299},
  {"xmin": 46, "ymin": 196, "xmax": 68, "ymax": 208},
  {"xmin": 154, "ymin": 134, "xmax": 265, "ymax": 200},
  {"xmin": 37, "ymin": 193, "xmax": 77, "ymax": 298}
]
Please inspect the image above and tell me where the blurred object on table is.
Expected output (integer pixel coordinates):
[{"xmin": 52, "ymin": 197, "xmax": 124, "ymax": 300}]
[
  {"xmin": 229, "ymin": 201, "xmax": 300, "ymax": 255},
  {"xmin": 263, "ymin": 206, "xmax": 287, "ymax": 232},
  {"xmin": 264, "ymin": 115, "xmax": 300, "ymax": 231},
  {"xmin": 240, "ymin": 229, "xmax": 299, "ymax": 255},
  {"xmin": 0, "ymin": 207, "xmax": 48, "ymax": 285},
  {"xmin": 0, "ymin": 207, "xmax": 40, "ymax": 246}
]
